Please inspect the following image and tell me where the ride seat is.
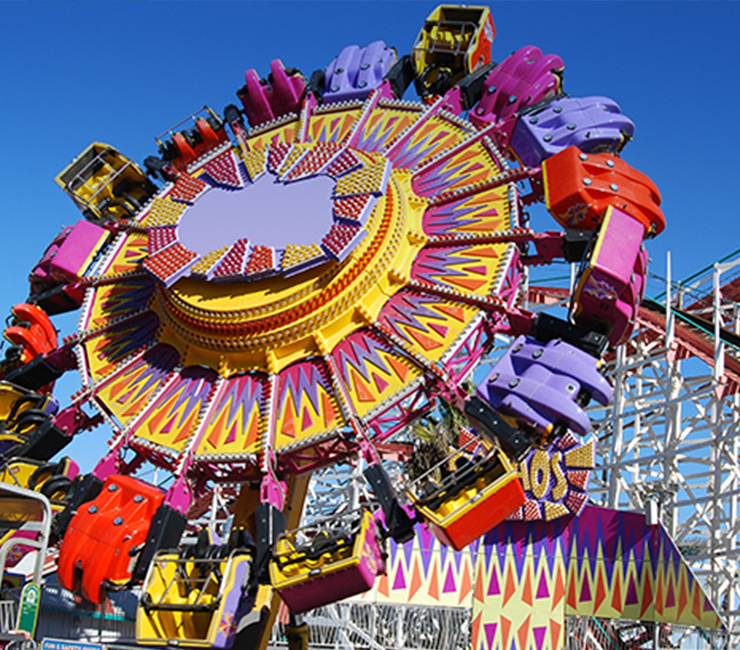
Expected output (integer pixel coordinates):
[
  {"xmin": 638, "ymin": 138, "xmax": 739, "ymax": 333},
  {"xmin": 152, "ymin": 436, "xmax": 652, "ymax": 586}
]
[
  {"xmin": 408, "ymin": 443, "xmax": 525, "ymax": 551},
  {"xmin": 57, "ymin": 474, "xmax": 165, "ymax": 603},
  {"xmin": 270, "ymin": 510, "xmax": 385, "ymax": 614}
]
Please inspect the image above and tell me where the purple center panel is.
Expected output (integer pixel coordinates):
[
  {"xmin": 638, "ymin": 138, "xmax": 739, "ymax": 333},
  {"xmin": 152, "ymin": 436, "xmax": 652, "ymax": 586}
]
[{"xmin": 178, "ymin": 172, "xmax": 336, "ymax": 255}]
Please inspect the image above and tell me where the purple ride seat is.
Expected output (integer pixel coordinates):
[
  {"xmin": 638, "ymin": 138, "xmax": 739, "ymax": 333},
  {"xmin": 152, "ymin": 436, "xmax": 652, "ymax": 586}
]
[
  {"xmin": 323, "ymin": 41, "xmax": 396, "ymax": 105},
  {"xmin": 509, "ymin": 96, "xmax": 635, "ymax": 167},
  {"xmin": 470, "ymin": 45, "xmax": 563, "ymax": 127},
  {"xmin": 572, "ymin": 206, "xmax": 648, "ymax": 346},
  {"xmin": 48, "ymin": 220, "xmax": 109, "ymax": 283},
  {"xmin": 477, "ymin": 335, "xmax": 613, "ymax": 437},
  {"xmin": 239, "ymin": 60, "xmax": 305, "ymax": 128}
]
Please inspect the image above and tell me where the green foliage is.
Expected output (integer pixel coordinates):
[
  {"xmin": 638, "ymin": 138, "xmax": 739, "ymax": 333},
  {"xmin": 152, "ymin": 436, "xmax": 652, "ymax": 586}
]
[{"xmin": 405, "ymin": 393, "xmax": 471, "ymax": 482}]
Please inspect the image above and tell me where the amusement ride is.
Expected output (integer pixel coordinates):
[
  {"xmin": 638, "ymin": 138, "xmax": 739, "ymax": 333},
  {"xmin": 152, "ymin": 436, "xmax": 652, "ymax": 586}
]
[{"xmin": 2, "ymin": 5, "xmax": 730, "ymax": 649}]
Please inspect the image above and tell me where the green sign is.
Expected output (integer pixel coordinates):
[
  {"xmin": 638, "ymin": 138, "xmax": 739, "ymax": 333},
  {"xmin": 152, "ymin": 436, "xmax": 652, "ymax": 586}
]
[{"xmin": 16, "ymin": 582, "xmax": 40, "ymax": 636}]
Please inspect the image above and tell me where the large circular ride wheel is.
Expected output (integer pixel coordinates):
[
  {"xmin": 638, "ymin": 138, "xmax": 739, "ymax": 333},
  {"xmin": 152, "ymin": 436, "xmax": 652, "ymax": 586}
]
[{"xmin": 78, "ymin": 96, "xmax": 523, "ymax": 485}]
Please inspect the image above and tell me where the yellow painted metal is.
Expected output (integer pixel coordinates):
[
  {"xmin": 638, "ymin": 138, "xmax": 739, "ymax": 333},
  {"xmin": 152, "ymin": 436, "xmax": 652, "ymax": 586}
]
[
  {"xmin": 149, "ymin": 163, "xmax": 426, "ymax": 376},
  {"xmin": 270, "ymin": 510, "xmax": 376, "ymax": 590},
  {"xmin": 0, "ymin": 458, "xmax": 71, "ymax": 513},
  {"xmin": 305, "ymin": 106, "xmax": 363, "ymax": 144},
  {"xmin": 0, "ymin": 459, "xmax": 59, "ymax": 494},
  {"xmin": 246, "ymin": 117, "xmax": 300, "ymax": 151},
  {"xmin": 136, "ymin": 551, "xmax": 252, "ymax": 646},
  {"xmin": 0, "ymin": 384, "xmax": 40, "ymax": 422},
  {"xmin": 412, "ymin": 5, "xmax": 494, "ymax": 92},
  {"xmin": 250, "ymin": 473, "xmax": 310, "ymax": 650},
  {"xmin": 55, "ymin": 143, "xmax": 154, "ymax": 222},
  {"xmin": 408, "ymin": 445, "xmax": 522, "ymax": 549}
]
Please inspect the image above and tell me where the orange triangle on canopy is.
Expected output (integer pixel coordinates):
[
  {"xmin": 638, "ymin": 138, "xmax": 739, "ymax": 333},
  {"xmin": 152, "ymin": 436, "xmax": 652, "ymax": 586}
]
[
  {"xmin": 471, "ymin": 612, "xmax": 482, "ymax": 650},
  {"xmin": 517, "ymin": 614, "xmax": 532, "ymax": 650},
  {"xmin": 521, "ymin": 569, "xmax": 533, "ymax": 607},
  {"xmin": 244, "ymin": 411, "xmax": 260, "ymax": 448},
  {"xmin": 473, "ymin": 569, "xmax": 485, "ymax": 603},
  {"xmin": 474, "ymin": 245, "xmax": 500, "ymax": 259},
  {"xmin": 109, "ymin": 370, "xmax": 139, "ymax": 401},
  {"xmin": 552, "ymin": 566, "xmax": 565, "ymax": 609},
  {"xmin": 115, "ymin": 386, "xmax": 136, "ymax": 406},
  {"xmin": 428, "ymin": 560, "xmax": 440, "ymax": 601},
  {"xmin": 550, "ymin": 619, "xmax": 563, "ymax": 649},
  {"xmin": 460, "ymin": 218, "xmax": 502, "ymax": 233},
  {"xmin": 378, "ymin": 572, "xmax": 389, "ymax": 598},
  {"xmin": 655, "ymin": 575, "xmax": 664, "ymax": 616},
  {"xmin": 566, "ymin": 574, "xmax": 577, "ymax": 610},
  {"xmin": 677, "ymin": 572, "xmax": 689, "ymax": 619},
  {"xmin": 406, "ymin": 327, "xmax": 443, "ymax": 352},
  {"xmin": 500, "ymin": 616, "xmax": 512, "ymax": 650},
  {"xmin": 95, "ymin": 361, "xmax": 116, "ymax": 377},
  {"xmin": 640, "ymin": 576, "xmax": 654, "ymax": 619},
  {"xmin": 173, "ymin": 407, "xmax": 198, "ymax": 443},
  {"xmin": 502, "ymin": 567, "xmax": 517, "ymax": 608},
  {"xmin": 123, "ymin": 400, "xmax": 147, "ymax": 417},
  {"xmin": 593, "ymin": 568, "xmax": 607, "ymax": 613},
  {"xmin": 611, "ymin": 571, "xmax": 622, "ymax": 611},
  {"xmin": 147, "ymin": 397, "xmax": 175, "ymax": 436},
  {"xmin": 207, "ymin": 406, "xmax": 230, "ymax": 448},
  {"xmin": 409, "ymin": 559, "xmax": 423, "ymax": 601},
  {"xmin": 321, "ymin": 392, "xmax": 337, "ymax": 429},
  {"xmin": 449, "ymin": 147, "xmax": 478, "ymax": 164},
  {"xmin": 458, "ymin": 561, "xmax": 472, "ymax": 605},
  {"xmin": 692, "ymin": 584, "xmax": 703, "ymax": 621}
]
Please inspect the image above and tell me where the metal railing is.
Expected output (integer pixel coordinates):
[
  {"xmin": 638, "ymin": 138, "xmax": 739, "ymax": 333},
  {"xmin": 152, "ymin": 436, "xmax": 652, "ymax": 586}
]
[{"xmin": 0, "ymin": 598, "xmax": 17, "ymax": 633}]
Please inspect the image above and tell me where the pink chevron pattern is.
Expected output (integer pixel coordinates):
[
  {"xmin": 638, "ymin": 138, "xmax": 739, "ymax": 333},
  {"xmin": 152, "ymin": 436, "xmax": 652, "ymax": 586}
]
[
  {"xmin": 195, "ymin": 372, "xmax": 266, "ymax": 455},
  {"xmin": 332, "ymin": 330, "xmax": 398, "ymax": 386},
  {"xmin": 129, "ymin": 365, "xmax": 218, "ymax": 454}
]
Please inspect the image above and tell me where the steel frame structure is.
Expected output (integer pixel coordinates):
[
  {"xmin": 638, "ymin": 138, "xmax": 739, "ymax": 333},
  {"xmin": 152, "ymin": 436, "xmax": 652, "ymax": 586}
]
[
  {"xmin": 260, "ymin": 252, "xmax": 740, "ymax": 649},
  {"xmin": 591, "ymin": 255, "xmax": 740, "ymax": 643},
  {"xmin": 530, "ymin": 253, "xmax": 740, "ymax": 645}
]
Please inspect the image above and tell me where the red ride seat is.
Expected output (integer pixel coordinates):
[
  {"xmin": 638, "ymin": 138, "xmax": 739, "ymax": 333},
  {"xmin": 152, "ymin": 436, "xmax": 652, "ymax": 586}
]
[
  {"xmin": 542, "ymin": 146, "xmax": 664, "ymax": 235},
  {"xmin": 4, "ymin": 304, "xmax": 57, "ymax": 362},
  {"xmin": 57, "ymin": 474, "xmax": 165, "ymax": 603}
]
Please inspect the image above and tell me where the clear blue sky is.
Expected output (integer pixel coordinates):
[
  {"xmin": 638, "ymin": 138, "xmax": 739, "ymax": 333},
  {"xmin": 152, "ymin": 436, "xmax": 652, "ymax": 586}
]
[{"xmin": 1, "ymin": 1, "xmax": 738, "ymax": 472}]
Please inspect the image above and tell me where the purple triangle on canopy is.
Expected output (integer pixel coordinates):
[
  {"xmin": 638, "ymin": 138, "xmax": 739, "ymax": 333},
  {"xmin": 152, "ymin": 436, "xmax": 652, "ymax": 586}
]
[
  {"xmin": 393, "ymin": 563, "xmax": 406, "ymax": 590},
  {"xmin": 532, "ymin": 626, "xmax": 548, "ymax": 650},
  {"xmin": 625, "ymin": 574, "xmax": 639, "ymax": 605},
  {"xmin": 487, "ymin": 567, "xmax": 501, "ymax": 596},
  {"xmin": 484, "ymin": 623, "xmax": 497, "ymax": 650},
  {"xmin": 536, "ymin": 570, "xmax": 550, "ymax": 599},
  {"xmin": 665, "ymin": 578, "xmax": 676, "ymax": 609},
  {"xmin": 419, "ymin": 533, "xmax": 435, "ymax": 577},
  {"xmin": 579, "ymin": 576, "xmax": 592, "ymax": 602}
]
